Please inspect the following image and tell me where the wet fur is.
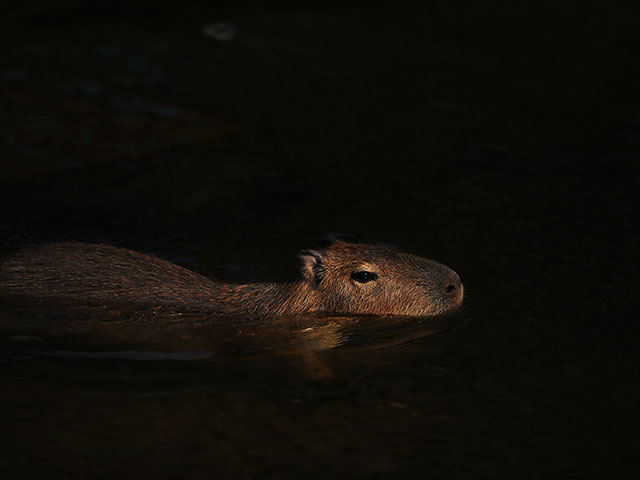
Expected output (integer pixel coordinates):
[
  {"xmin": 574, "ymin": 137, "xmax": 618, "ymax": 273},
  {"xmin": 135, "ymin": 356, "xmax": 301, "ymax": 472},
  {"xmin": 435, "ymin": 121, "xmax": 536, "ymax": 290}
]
[{"xmin": 0, "ymin": 241, "xmax": 462, "ymax": 317}]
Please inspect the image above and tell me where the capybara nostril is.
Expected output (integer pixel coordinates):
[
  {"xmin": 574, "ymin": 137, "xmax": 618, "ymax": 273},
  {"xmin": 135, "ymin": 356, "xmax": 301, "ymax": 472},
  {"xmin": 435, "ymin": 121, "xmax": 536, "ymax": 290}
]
[{"xmin": 443, "ymin": 272, "xmax": 463, "ymax": 304}]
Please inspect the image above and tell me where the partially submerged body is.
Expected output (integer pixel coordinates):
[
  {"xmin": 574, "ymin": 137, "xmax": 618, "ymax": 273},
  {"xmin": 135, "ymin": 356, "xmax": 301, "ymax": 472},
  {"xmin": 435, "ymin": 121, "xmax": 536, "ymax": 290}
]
[{"xmin": 0, "ymin": 240, "xmax": 463, "ymax": 317}]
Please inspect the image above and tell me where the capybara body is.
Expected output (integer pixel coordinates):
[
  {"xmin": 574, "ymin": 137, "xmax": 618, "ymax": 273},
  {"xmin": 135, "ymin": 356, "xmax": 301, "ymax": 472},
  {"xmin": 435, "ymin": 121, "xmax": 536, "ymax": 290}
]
[{"xmin": 0, "ymin": 240, "xmax": 463, "ymax": 317}]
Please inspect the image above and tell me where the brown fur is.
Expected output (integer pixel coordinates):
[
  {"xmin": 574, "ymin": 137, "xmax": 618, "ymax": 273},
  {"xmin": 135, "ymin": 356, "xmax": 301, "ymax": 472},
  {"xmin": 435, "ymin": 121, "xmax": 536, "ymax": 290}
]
[{"xmin": 0, "ymin": 241, "xmax": 463, "ymax": 317}]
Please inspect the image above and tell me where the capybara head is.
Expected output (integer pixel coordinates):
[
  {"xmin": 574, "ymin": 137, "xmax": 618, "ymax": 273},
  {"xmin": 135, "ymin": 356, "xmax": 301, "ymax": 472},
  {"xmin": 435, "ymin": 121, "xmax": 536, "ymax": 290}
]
[{"xmin": 298, "ymin": 240, "xmax": 463, "ymax": 317}]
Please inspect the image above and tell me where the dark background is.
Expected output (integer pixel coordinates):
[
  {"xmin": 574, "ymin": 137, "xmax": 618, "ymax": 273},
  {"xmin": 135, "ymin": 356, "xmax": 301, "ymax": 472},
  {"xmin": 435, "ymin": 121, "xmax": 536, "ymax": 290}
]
[{"xmin": 1, "ymin": 1, "xmax": 638, "ymax": 479}]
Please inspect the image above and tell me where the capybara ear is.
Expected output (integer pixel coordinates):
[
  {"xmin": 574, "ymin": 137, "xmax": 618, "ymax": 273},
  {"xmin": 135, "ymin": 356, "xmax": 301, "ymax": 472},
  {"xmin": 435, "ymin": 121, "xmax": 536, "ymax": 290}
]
[
  {"xmin": 316, "ymin": 235, "xmax": 338, "ymax": 248},
  {"xmin": 317, "ymin": 233, "xmax": 354, "ymax": 248},
  {"xmin": 298, "ymin": 249, "xmax": 325, "ymax": 286}
]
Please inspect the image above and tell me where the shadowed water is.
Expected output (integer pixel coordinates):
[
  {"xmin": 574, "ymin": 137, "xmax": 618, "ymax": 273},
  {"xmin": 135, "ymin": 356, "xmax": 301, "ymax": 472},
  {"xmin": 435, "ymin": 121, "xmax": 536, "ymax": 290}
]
[
  {"xmin": 1, "ymin": 295, "xmax": 635, "ymax": 479},
  {"xmin": 0, "ymin": 0, "xmax": 638, "ymax": 478},
  {"xmin": 0, "ymin": 303, "xmax": 466, "ymax": 368}
]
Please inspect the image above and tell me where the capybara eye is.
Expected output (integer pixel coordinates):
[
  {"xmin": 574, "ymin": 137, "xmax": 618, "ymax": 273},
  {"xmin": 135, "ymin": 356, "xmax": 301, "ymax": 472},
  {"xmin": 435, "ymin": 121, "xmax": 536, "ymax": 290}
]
[{"xmin": 351, "ymin": 271, "xmax": 378, "ymax": 283}]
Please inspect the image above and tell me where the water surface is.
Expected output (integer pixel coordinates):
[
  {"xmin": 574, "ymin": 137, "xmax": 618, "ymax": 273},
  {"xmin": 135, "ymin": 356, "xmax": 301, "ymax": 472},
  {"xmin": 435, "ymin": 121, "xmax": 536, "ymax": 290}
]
[{"xmin": 1, "ymin": 0, "xmax": 638, "ymax": 478}]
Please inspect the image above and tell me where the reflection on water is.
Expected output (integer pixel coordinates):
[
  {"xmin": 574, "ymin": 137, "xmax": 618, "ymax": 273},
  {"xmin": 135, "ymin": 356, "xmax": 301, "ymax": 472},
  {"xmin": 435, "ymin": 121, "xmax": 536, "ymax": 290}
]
[
  {"xmin": 0, "ymin": 303, "xmax": 466, "ymax": 373},
  {"xmin": 0, "ymin": 300, "xmax": 635, "ymax": 479},
  {"xmin": 0, "ymin": 0, "xmax": 636, "ymax": 474},
  {"xmin": 15, "ymin": 349, "xmax": 217, "ymax": 361}
]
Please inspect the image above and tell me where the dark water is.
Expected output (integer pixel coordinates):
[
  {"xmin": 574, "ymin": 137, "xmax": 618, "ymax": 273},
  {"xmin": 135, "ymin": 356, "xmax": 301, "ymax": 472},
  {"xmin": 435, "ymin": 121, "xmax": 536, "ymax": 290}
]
[
  {"xmin": 1, "ymin": 301, "xmax": 636, "ymax": 479},
  {"xmin": 1, "ymin": 1, "xmax": 639, "ymax": 478}
]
